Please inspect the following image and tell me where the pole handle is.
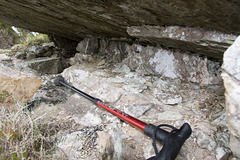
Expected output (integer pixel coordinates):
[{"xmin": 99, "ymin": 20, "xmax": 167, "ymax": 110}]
[{"xmin": 144, "ymin": 123, "xmax": 192, "ymax": 160}]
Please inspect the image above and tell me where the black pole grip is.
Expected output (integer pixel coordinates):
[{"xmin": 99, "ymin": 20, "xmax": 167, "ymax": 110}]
[{"xmin": 144, "ymin": 123, "xmax": 192, "ymax": 160}]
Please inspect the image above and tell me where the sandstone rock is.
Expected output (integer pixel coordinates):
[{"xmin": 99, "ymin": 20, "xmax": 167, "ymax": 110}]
[
  {"xmin": 0, "ymin": 64, "xmax": 42, "ymax": 105},
  {"xmin": 26, "ymin": 57, "xmax": 64, "ymax": 74},
  {"xmin": 221, "ymin": 36, "xmax": 240, "ymax": 158},
  {"xmin": 22, "ymin": 42, "xmax": 56, "ymax": 60}
]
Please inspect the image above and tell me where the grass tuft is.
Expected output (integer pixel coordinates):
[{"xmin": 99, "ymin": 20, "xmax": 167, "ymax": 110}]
[
  {"xmin": 23, "ymin": 34, "xmax": 50, "ymax": 46},
  {"xmin": 0, "ymin": 104, "xmax": 61, "ymax": 160}
]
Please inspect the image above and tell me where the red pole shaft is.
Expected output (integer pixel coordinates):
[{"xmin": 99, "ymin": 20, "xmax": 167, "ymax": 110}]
[{"xmin": 97, "ymin": 101, "xmax": 147, "ymax": 131}]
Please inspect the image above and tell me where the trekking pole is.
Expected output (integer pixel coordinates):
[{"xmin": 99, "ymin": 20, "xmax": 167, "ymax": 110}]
[{"xmin": 54, "ymin": 75, "xmax": 192, "ymax": 160}]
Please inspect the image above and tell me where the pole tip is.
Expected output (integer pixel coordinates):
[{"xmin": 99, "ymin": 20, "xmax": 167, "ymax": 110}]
[{"xmin": 54, "ymin": 75, "xmax": 65, "ymax": 86}]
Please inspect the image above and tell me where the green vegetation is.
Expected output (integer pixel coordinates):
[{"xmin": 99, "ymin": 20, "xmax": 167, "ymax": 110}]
[
  {"xmin": 0, "ymin": 90, "xmax": 10, "ymax": 102},
  {"xmin": 1, "ymin": 22, "xmax": 50, "ymax": 47},
  {"xmin": 22, "ymin": 33, "xmax": 50, "ymax": 46}
]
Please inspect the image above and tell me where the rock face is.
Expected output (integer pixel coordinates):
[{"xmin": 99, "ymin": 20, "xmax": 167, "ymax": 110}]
[
  {"xmin": 26, "ymin": 57, "xmax": 64, "ymax": 74},
  {"xmin": 127, "ymin": 26, "xmax": 237, "ymax": 59},
  {"xmin": 74, "ymin": 37, "xmax": 222, "ymax": 85},
  {"xmin": 0, "ymin": 24, "xmax": 15, "ymax": 49},
  {"xmin": 0, "ymin": 64, "xmax": 42, "ymax": 105},
  {"xmin": 221, "ymin": 36, "xmax": 240, "ymax": 158},
  {"xmin": 0, "ymin": 1, "xmax": 239, "ymax": 58}
]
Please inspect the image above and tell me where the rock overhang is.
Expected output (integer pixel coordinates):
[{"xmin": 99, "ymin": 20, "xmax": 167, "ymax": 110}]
[{"xmin": 0, "ymin": 0, "xmax": 240, "ymax": 59}]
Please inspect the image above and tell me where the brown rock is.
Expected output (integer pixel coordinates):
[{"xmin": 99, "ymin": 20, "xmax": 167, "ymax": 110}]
[{"xmin": 0, "ymin": 65, "xmax": 42, "ymax": 105}]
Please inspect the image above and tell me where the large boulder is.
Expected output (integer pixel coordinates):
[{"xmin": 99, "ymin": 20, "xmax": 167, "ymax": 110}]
[
  {"xmin": 221, "ymin": 36, "xmax": 240, "ymax": 158},
  {"xmin": 26, "ymin": 57, "xmax": 64, "ymax": 74},
  {"xmin": 0, "ymin": 64, "xmax": 42, "ymax": 105},
  {"xmin": 0, "ymin": 1, "xmax": 239, "ymax": 58}
]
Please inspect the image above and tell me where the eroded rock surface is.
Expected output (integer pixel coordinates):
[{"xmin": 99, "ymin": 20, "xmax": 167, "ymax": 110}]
[
  {"xmin": 0, "ymin": 1, "xmax": 239, "ymax": 58},
  {"xmin": 46, "ymin": 63, "xmax": 227, "ymax": 160},
  {"xmin": 127, "ymin": 26, "xmax": 237, "ymax": 59},
  {"xmin": 222, "ymin": 36, "xmax": 240, "ymax": 159},
  {"xmin": 73, "ymin": 37, "xmax": 223, "ymax": 85},
  {"xmin": 0, "ymin": 63, "xmax": 42, "ymax": 105}
]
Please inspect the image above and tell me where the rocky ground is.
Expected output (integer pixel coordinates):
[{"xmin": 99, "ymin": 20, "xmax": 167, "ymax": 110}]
[{"xmin": 0, "ymin": 42, "xmax": 235, "ymax": 160}]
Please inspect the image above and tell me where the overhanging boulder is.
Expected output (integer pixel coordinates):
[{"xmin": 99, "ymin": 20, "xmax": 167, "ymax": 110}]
[{"xmin": 0, "ymin": 1, "xmax": 240, "ymax": 58}]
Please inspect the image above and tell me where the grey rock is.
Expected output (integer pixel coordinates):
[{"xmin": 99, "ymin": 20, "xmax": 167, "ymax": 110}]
[
  {"xmin": 124, "ymin": 103, "xmax": 153, "ymax": 118},
  {"xmin": 112, "ymin": 64, "xmax": 131, "ymax": 73},
  {"xmin": 222, "ymin": 36, "xmax": 240, "ymax": 81},
  {"xmin": 127, "ymin": 26, "xmax": 237, "ymax": 59},
  {"xmin": 27, "ymin": 43, "xmax": 55, "ymax": 58},
  {"xmin": 113, "ymin": 126, "xmax": 123, "ymax": 160},
  {"xmin": 157, "ymin": 111, "xmax": 183, "ymax": 121},
  {"xmin": 221, "ymin": 36, "xmax": 240, "ymax": 158},
  {"xmin": 56, "ymin": 125, "xmax": 104, "ymax": 160},
  {"xmin": 26, "ymin": 52, "xmax": 36, "ymax": 60},
  {"xmin": 216, "ymin": 147, "xmax": 229, "ymax": 160},
  {"xmin": 77, "ymin": 111, "xmax": 102, "ymax": 126},
  {"xmin": 76, "ymin": 38, "xmax": 129, "ymax": 65},
  {"xmin": 76, "ymin": 37, "xmax": 98, "ymax": 55},
  {"xmin": 26, "ymin": 57, "xmax": 64, "ymax": 74},
  {"xmin": 158, "ymin": 93, "xmax": 182, "ymax": 105},
  {"xmin": 196, "ymin": 130, "xmax": 217, "ymax": 152},
  {"xmin": 96, "ymin": 131, "xmax": 113, "ymax": 159},
  {"xmin": 69, "ymin": 53, "xmax": 95, "ymax": 65},
  {"xmin": 27, "ymin": 79, "xmax": 73, "ymax": 109},
  {"xmin": 122, "ymin": 44, "xmax": 222, "ymax": 84},
  {"xmin": 57, "ymin": 131, "xmax": 85, "ymax": 159},
  {"xmin": 1, "ymin": 1, "xmax": 240, "ymax": 42}
]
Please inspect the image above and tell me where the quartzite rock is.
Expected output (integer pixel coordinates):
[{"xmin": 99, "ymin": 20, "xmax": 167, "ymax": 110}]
[{"xmin": 221, "ymin": 36, "xmax": 240, "ymax": 158}]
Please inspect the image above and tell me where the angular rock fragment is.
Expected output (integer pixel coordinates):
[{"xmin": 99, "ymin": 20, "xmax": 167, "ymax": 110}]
[{"xmin": 26, "ymin": 57, "xmax": 64, "ymax": 74}]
